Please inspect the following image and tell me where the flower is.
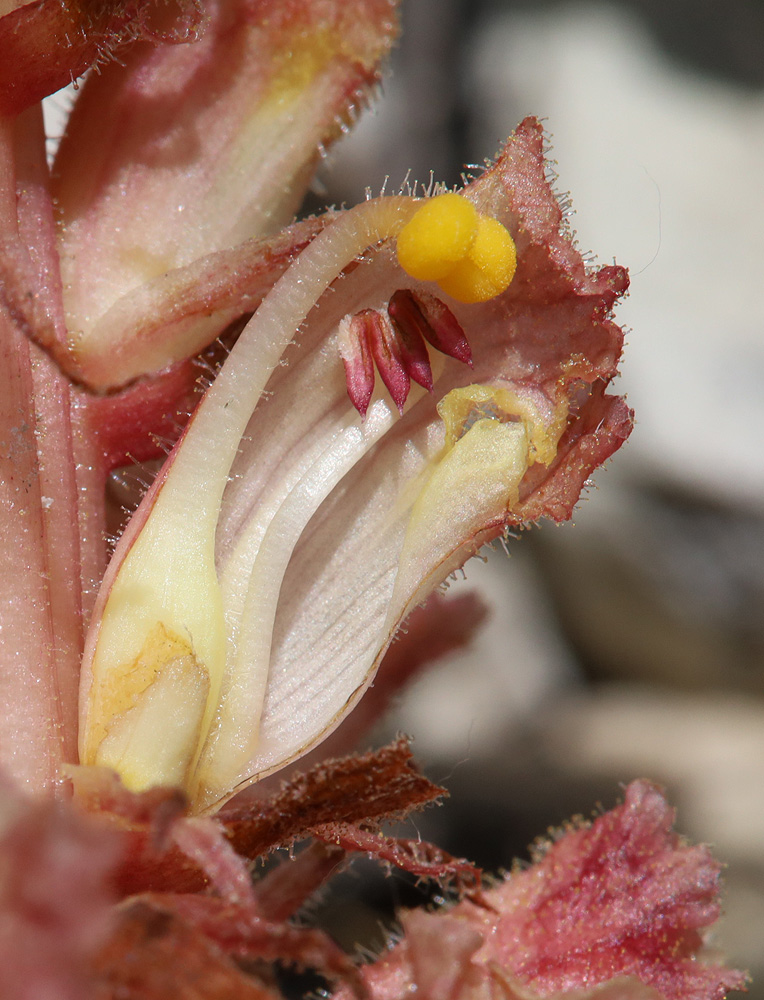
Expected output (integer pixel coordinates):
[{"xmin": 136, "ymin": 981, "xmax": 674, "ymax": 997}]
[
  {"xmin": 0, "ymin": 2, "xmax": 745, "ymax": 999},
  {"xmin": 74, "ymin": 118, "xmax": 633, "ymax": 813}
]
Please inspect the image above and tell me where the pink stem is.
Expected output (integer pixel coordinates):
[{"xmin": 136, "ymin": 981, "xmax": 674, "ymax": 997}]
[{"xmin": 0, "ymin": 107, "xmax": 109, "ymax": 792}]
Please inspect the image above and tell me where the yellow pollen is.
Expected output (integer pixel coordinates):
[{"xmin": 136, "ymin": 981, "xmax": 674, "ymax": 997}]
[{"xmin": 396, "ymin": 192, "xmax": 517, "ymax": 304}]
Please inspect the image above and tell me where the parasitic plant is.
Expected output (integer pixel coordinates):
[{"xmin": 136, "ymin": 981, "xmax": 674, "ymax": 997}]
[{"xmin": 0, "ymin": 1, "xmax": 747, "ymax": 997}]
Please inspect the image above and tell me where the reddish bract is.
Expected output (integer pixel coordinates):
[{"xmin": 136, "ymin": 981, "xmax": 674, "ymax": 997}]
[
  {"xmin": 38, "ymin": 773, "xmax": 743, "ymax": 1000},
  {"xmin": 0, "ymin": 774, "xmax": 121, "ymax": 1000},
  {"xmin": 340, "ymin": 781, "xmax": 748, "ymax": 1000}
]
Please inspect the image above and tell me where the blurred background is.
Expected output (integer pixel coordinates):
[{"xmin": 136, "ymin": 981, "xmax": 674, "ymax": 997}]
[{"xmin": 301, "ymin": 0, "xmax": 764, "ymax": 989}]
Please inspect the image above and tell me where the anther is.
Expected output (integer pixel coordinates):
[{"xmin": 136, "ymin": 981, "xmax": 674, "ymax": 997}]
[{"xmin": 388, "ymin": 289, "xmax": 471, "ymax": 367}]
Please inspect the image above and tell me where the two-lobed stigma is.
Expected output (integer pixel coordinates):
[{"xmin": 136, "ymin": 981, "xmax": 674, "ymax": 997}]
[{"xmin": 396, "ymin": 192, "xmax": 517, "ymax": 304}]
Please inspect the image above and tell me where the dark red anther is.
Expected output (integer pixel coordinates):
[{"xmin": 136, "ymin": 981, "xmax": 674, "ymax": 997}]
[
  {"xmin": 338, "ymin": 311, "xmax": 376, "ymax": 417},
  {"xmin": 390, "ymin": 289, "xmax": 472, "ymax": 367},
  {"xmin": 340, "ymin": 291, "xmax": 471, "ymax": 416},
  {"xmin": 389, "ymin": 312, "xmax": 433, "ymax": 393},
  {"xmin": 367, "ymin": 310, "xmax": 410, "ymax": 412}
]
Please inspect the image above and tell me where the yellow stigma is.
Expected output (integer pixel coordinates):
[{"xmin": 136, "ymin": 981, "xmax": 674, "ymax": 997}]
[
  {"xmin": 396, "ymin": 192, "xmax": 479, "ymax": 281},
  {"xmin": 396, "ymin": 192, "xmax": 517, "ymax": 304}
]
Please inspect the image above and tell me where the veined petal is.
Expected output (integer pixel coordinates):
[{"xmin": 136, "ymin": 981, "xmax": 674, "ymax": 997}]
[
  {"xmin": 52, "ymin": 0, "xmax": 399, "ymax": 389},
  {"xmin": 80, "ymin": 118, "xmax": 632, "ymax": 813}
]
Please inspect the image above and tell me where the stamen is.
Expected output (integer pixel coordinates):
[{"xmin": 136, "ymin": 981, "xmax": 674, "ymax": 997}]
[
  {"xmin": 338, "ymin": 311, "xmax": 376, "ymax": 416},
  {"xmin": 341, "ymin": 291, "xmax": 474, "ymax": 416},
  {"xmin": 389, "ymin": 304, "xmax": 433, "ymax": 392},
  {"xmin": 366, "ymin": 309, "xmax": 411, "ymax": 412},
  {"xmin": 389, "ymin": 289, "xmax": 471, "ymax": 367},
  {"xmin": 339, "ymin": 308, "xmax": 415, "ymax": 415}
]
